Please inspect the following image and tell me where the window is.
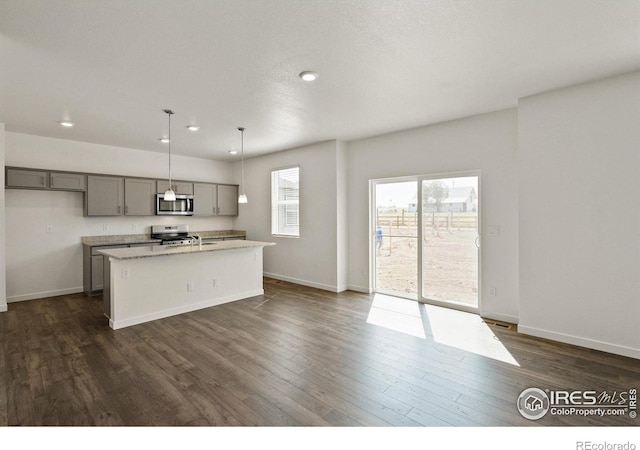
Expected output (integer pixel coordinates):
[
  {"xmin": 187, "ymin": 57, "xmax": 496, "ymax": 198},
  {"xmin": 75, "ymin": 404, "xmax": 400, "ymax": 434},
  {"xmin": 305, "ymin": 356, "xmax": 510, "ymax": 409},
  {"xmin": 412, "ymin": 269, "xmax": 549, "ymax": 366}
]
[{"xmin": 271, "ymin": 166, "xmax": 300, "ymax": 237}]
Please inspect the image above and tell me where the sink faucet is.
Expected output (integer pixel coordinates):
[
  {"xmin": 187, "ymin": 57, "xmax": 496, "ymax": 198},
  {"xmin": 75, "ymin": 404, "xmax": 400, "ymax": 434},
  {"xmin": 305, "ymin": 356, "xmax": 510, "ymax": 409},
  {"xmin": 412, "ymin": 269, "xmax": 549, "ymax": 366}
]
[{"xmin": 193, "ymin": 233, "xmax": 202, "ymax": 250}]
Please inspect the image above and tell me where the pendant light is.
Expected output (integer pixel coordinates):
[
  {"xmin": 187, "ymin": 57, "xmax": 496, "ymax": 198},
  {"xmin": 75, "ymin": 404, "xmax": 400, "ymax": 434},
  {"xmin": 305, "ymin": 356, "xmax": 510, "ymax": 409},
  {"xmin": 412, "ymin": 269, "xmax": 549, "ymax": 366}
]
[
  {"xmin": 238, "ymin": 126, "xmax": 248, "ymax": 204},
  {"xmin": 163, "ymin": 109, "xmax": 176, "ymax": 201}
]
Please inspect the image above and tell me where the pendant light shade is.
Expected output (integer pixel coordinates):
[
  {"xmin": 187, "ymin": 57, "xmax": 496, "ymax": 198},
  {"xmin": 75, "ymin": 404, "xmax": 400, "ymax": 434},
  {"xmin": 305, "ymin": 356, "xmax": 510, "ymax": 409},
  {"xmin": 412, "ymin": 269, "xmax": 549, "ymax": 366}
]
[
  {"xmin": 163, "ymin": 109, "xmax": 176, "ymax": 201},
  {"xmin": 238, "ymin": 127, "xmax": 248, "ymax": 204},
  {"xmin": 163, "ymin": 188, "xmax": 176, "ymax": 201}
]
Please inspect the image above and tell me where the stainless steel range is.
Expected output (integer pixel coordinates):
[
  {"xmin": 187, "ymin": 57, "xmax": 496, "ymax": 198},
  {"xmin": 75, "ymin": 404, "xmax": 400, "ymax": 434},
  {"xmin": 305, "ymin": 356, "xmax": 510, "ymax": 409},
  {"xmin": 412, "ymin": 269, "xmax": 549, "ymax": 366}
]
[{"xmin": 151, "ymin": 224, "xmax": 194, "ymax": 246}]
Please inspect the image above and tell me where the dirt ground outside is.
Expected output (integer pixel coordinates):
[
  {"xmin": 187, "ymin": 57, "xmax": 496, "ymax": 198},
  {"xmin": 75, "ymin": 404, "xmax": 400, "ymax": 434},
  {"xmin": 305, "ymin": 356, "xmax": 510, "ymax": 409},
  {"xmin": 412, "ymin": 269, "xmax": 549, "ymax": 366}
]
[{"xmin": 375, "ymin": 216, "xmax": 479, "ymax": 306}]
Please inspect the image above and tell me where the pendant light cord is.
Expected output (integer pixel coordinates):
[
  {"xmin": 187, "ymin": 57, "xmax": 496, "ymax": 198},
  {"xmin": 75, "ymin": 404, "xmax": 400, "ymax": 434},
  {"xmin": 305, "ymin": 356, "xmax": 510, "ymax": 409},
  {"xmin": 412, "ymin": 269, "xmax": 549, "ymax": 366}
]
[
  {"xmin": 239, "ymin": 127, "xmax": 246, "ymax": 196},
  {"xmin": 168, "ymin": 111, "xmax": 172, "ymax": 187}
]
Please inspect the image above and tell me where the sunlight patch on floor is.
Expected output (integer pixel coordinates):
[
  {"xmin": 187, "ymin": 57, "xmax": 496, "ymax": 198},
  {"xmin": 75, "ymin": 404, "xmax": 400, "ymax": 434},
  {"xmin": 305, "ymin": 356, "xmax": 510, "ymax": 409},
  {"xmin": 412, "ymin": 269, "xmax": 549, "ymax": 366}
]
[
  {"xmin": 425, "ymin": 305, "xmax": 520, "ymax": 366},
  {"xmin": 366, "ymin": 294, "xmax": 426, "ymax": 339},
  {"xmin": 366, "ymin": 293, "xmax": 519, "ymax": 366}
]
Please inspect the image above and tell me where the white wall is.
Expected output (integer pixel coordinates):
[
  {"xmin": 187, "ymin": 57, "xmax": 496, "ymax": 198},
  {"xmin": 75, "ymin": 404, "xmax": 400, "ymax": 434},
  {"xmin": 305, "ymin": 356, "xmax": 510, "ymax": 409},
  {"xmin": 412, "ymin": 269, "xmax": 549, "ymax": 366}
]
[
  {"xmin": 518, "ymin": 72, "xmax": 640, "ymax": 358},
  {"xmin": 0, "ymin": 123, "xmax": 6, "ymax": 312},
  {"xmin": 336, "ymin": 140, "xmax": 349, "ymax": 291},
  {"xmin": 6, "ymin": 132, "xmax": 233, "ymax": 183},
  {"xmin": 346, "ymin": 109, "xmax": 520, "ymax": 323},
  {"xmin": 232, "ymin": 140, "xmax": 346, "ymax": 292},
  {"xmin": 5, "ymin": 132, "xmax": 235, "ymax": 302}
]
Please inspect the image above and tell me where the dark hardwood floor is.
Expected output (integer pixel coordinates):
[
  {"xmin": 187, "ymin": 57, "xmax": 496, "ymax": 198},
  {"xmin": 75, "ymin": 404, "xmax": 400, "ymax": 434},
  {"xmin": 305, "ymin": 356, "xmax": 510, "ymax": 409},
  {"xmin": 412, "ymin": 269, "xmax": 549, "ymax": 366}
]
[{"xmin": 1, "ymin": 278, "xmax": 638, "ymax": 426}]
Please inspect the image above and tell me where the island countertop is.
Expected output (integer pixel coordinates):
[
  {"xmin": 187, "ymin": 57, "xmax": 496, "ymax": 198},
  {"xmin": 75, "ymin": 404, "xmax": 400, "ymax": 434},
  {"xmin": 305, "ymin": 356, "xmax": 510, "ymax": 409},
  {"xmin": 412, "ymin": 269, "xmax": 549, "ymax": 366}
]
[{"xmin": 98, "ymin": 239, "xmax": 275, "ymax": 260}]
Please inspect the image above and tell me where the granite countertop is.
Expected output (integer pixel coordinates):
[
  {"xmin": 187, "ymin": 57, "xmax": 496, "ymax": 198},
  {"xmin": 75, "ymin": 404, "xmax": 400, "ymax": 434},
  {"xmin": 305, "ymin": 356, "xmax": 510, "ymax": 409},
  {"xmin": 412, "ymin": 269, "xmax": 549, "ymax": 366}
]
[
  {"xmin": 82, "ymin": 230, "xmax": 246, "ymax": 246},
  {"xmin": 194, "ymin": 230, "xmax": 247, "ymax": 240},
  {"xmin": 98, "ymin": 239, "xmax": 274, "ymax": 260}
]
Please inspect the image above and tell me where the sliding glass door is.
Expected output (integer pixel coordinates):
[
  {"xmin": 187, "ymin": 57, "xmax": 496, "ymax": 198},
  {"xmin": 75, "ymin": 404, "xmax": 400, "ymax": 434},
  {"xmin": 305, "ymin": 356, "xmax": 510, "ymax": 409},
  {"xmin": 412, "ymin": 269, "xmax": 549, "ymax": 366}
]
[
  {"xmin": 420, "ymin": 175, "xmax": 479, "ymax": 310},
  {"xmin": 372, "ymin": 173, "xmax": 480, "ymax": 312},
  {"xmin": 373, "ymin": 180, "xmax": 419, "ymax": 298}
]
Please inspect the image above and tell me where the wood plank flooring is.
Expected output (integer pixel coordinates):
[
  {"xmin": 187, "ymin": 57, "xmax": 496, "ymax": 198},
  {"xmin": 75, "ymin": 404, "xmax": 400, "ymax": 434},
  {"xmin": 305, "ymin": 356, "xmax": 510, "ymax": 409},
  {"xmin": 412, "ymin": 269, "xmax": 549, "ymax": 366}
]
[{"xmin": 0, "ymin": 278, "xmax": 638, "ymax": 426}]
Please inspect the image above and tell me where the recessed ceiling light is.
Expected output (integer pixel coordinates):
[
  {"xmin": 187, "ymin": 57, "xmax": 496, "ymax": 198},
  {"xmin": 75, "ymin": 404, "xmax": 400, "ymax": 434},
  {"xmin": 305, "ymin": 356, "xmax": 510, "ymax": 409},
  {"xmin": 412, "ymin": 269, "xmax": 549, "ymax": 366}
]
[
  {"xmin": 299, "ymin": 71, "xmax": 318, "ymax": 82},
  {"xmin": 228, "ymin": 150, "xmax": 238, "ymax": 155},
  {"xmin": 59, "ymin": 121, "xmax": 74, "ymax": 127},
  {"xmin": 186, "ymin": 125, "xmax": 200, "ymax": 131},
  {"xmin": 159, "ymin": 138, "xmax": 170, "ymax": 143}
]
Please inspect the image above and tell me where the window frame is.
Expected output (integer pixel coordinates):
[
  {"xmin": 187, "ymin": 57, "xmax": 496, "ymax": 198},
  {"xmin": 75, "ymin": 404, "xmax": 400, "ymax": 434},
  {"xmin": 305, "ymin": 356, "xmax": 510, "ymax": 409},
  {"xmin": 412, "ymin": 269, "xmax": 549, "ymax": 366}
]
[{"xmin": 271, "ymin": 165, "xmax": 300, "ymax": 238}]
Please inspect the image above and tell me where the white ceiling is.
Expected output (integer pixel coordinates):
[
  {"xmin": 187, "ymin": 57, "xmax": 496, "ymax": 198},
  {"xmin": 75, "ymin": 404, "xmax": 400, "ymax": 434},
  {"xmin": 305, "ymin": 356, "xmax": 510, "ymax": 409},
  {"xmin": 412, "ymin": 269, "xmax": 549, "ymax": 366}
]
[{"xmin": 1, "ymin": 0, "xmax": 639, "ymax": 161}]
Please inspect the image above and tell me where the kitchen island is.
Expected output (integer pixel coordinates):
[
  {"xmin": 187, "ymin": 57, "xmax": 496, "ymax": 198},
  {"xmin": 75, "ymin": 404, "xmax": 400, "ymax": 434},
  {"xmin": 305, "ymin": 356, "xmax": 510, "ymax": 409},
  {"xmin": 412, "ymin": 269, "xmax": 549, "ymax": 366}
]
[
  {"xmin": 82, "ymin": 229, "xmax": 246, "ymax": 296},
  {"xmin": 99, "ymin": 240, "xmax": 275, "ymax": 330}
]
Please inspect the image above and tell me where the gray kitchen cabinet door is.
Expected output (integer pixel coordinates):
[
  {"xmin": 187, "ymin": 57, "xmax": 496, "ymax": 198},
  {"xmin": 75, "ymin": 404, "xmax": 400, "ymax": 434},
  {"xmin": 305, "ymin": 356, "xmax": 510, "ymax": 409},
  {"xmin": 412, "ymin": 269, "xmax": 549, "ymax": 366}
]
[
  {"xmin": 50, "ymin": 172, "xmax": 86, "ymax": 191},
  {"xmin": 86, "ymin": 175, "xmax": 124, "ymax": 216},
  {"xmin": 91, "ymin": 255, "xmax": 104, "ymax": 291},
  {"xmin": 217, "ymin": 184, "xmax": 239, "ymax": 216},
  {"xmin": 157, "ymin": 180, "xmax": 194, "ymax": 195},
  {"xmin": 124, "ymin": 178, "xmax": 155, "ymax": 215},
  {"xmin": 193, "ymin": 183, "xmax": 217, "ymax": 216},
  {"xmin": 6, "ymin": 168, "xmax": 48, "ymax": 188}
]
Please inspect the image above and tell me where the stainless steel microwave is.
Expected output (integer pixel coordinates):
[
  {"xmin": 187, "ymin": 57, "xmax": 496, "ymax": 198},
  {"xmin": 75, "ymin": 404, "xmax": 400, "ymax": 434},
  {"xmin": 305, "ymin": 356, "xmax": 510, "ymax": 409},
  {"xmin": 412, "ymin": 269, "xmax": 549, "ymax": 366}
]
[{"xmin": 156, "ymin": 194, "xmax": 194, "ymax": 215}]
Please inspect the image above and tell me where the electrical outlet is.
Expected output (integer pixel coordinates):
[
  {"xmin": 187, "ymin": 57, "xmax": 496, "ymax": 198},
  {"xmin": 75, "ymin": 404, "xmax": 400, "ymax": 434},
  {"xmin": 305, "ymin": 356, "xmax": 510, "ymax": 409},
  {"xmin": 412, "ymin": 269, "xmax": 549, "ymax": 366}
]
[
  {"xmin": 121, "ymin": 269, "xmax": 129, "ymax": 278},
  {"xmin": 132, "ymin": 223, "xmax": 137, "ymax": 231},
  {"xmin": 489, "ymin": 286, "xmax": 497, "ymax": 296},
  {"xmin": 103, "ymin": 224, "xmax": 109, "ymax": 231},
  {"xmin": 212, "ymin": 278, "xmax": 217, "ymax": 288},
  {"xmin": 46, "ymin": 225, "xmax": 53, "ymax": 234},
  {"xmin": 187, "ymin": 282, "xmax": 193, "ymax": 292}
]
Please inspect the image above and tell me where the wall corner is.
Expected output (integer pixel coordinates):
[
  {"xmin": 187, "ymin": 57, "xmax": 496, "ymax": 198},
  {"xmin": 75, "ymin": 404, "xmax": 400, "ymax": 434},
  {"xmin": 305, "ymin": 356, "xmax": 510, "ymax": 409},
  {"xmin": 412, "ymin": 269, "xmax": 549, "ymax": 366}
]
[{"xmin": 0, "ymin": 122, "xmax": 6, "ymax": 312}]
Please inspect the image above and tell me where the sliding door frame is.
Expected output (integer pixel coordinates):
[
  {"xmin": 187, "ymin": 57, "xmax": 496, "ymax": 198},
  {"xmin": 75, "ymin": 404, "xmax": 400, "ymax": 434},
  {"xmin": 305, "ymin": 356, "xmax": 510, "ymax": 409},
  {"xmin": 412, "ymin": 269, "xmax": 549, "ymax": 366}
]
[
  {"xmin": 417, "ymin": 170, "xmax": 481, "ymax": 314},
  {"xmin": 370, "ymin": 175, "xmax": 419, "ymax": 299},
  {"xmin": 370, "ymin": 170, "xmax": 482, "ymax": 315}
]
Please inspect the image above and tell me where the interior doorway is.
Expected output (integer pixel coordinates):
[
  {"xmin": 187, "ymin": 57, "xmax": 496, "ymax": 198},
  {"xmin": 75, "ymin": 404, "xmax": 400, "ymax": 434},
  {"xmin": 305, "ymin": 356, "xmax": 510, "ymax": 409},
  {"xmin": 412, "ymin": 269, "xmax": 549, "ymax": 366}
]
[{"xmin": 372, "ymin": 173, "xmax": 480, "ymax": 313}]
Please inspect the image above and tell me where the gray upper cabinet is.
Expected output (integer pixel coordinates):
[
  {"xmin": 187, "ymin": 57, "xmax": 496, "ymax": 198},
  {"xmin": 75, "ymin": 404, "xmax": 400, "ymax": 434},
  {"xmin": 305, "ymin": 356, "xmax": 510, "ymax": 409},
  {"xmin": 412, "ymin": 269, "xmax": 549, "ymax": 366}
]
[
  {"xmin": 7, "ymin": 166, "xmax": 236, "ymax": 217},
  {"xmin": 156, "ymin": 180, "xmax": 193, "ymax": 195},
  {"xmin": 194, "ymin": 183, "xmax": 239, "ymax": 216},
  {"xmin": 86, "ymin": 175, "xmax": 124, "ymax": 216},
  {"xmin": 193, "ymin": 183, "xmax": 216, "ymax": 216},
  {"xmin": 217, "ymin": 184, "xmax": 239, "ymax": 216},
  {"xmin": 6, "ymin": 168, "xmax": 49, "ymax": 189},
  {"xmin": 124, "ymin": 178, "xmax": 155, "ymax": 216},
  {"xmin": 50, "ymin": 172, "xmax": 86, "ymax": 191}
]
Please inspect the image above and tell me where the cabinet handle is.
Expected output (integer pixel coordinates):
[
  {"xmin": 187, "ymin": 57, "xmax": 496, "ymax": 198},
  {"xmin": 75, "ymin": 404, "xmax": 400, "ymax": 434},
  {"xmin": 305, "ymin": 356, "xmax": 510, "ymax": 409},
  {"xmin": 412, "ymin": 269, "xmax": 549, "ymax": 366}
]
[
  {"xmin": 117, "ymin": 206, "xmax": 121, "ymax": 214},
  {"xmin": 125, "ymin": 206, "xmax": 128, "ymax": 214},
  {"xmin": 217, "ymin": 207, "xmax": 220, "ymax": 214},
  {"xmin": 41, "ymin": 176, "xmax": 45, "ymax": 186}
]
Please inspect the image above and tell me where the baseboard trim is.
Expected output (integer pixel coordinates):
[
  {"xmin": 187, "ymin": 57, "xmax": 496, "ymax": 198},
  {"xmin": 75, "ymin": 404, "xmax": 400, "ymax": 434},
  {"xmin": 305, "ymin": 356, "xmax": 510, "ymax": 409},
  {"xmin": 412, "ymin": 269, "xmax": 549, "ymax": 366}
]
[
  {"xmin": 519, "ymin": 324, "xmax": 640, "ymax": 360},
  {"xmin": 0, "ymin": 303, "xmax": 7, "ymax": 312},
  {"xmin": 480, "ymin": 311, "xmax": 519, "ymax": 325},
  {"xmin": 7, "ymin": 287, "xmax": 84, "ymax": 303},
  {"xmin": 346, "ymin": 284, "xmax": 372, "ymax": 294},
  {"xmin": 264, "ymin": 272, "xmax": 340, "ymax": 293}
]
